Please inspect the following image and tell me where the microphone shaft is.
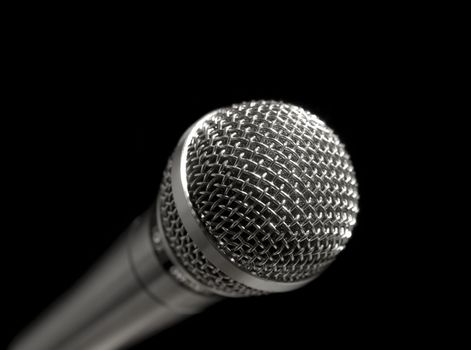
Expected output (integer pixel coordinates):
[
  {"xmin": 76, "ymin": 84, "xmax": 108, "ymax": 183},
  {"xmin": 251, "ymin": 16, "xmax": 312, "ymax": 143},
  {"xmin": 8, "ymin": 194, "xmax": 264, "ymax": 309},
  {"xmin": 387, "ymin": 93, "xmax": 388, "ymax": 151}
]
[{"xmin": 10, "ymin": 209, "xmax": 218, "ymax": 350}]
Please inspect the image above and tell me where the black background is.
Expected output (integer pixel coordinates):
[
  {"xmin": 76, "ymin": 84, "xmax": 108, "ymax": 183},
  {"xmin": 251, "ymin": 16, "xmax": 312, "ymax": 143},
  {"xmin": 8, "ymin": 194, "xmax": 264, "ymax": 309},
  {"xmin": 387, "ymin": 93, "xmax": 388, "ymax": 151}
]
[{"xmin": 3, "ymin": 24, "xmax": 446, "ymax": 349}]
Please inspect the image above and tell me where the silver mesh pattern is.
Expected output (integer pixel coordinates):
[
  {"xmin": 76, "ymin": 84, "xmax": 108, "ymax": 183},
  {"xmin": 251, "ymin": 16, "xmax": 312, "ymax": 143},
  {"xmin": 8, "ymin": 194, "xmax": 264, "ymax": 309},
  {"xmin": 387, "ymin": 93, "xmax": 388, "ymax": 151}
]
[
  {"xmin": 187, "ymin": 101, "xmax": 359, "ymax": 281},
  {"xmin": 158, "ymin": 101, "xmax": 359, "ymax": 296},
  {"xmin": 159, "ymin": 161, "xmax": 264, "ymax": 296}
]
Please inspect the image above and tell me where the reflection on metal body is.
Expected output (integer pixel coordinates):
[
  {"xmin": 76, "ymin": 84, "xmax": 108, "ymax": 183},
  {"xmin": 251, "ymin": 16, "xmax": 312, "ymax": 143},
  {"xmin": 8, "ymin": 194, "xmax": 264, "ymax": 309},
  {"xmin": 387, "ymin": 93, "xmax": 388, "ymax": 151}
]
[{"xmin": 10, "ymin": 210, "xmax": 218, "ymax": 350}]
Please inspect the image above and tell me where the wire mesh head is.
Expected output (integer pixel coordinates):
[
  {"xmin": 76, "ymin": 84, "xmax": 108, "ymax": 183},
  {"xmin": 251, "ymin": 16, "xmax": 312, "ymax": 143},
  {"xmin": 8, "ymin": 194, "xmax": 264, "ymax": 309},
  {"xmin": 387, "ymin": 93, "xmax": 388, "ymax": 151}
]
[{"xmin": 158, "ymin": 101, "xmax": 359, "ymax": 296}]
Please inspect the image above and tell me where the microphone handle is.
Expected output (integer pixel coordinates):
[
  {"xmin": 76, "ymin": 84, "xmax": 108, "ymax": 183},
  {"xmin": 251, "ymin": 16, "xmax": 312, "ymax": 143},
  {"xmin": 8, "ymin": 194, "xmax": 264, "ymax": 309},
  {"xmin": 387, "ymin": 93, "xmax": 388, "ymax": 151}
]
[{"xmin": 10, "ymin": 208, "xmax": 219, "ymax": 350}]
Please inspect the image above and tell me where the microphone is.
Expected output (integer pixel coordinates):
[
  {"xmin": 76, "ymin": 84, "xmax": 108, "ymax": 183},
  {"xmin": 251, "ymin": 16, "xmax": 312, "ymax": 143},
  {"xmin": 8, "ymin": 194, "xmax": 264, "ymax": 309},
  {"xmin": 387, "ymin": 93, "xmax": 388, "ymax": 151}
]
[{"xmin": 10, "ymin": 101, "xmax": 359, "ymax": 350}]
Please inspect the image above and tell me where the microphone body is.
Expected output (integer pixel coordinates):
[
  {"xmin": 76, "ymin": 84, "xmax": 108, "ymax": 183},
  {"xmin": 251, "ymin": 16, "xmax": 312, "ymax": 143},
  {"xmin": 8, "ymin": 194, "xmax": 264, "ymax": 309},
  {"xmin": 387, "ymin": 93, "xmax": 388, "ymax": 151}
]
[{"xmin": 10, "ymin": 208, "xmax": 218, "ymax": 350}]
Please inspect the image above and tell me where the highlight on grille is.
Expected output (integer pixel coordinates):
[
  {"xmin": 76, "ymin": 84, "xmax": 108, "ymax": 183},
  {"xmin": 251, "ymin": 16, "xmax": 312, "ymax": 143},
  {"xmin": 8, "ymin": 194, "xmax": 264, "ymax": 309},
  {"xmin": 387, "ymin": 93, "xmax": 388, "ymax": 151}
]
[{"xmin": 158, "ymin": 101, "xmax": 359, "ymax": 296}]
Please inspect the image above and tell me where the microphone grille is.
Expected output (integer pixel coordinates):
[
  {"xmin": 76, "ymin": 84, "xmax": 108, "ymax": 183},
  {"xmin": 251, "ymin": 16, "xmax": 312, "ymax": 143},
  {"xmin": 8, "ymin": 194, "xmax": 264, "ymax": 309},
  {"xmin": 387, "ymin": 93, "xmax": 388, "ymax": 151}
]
[
  {"xmin": 158, "ymin": 101, "xmax": 359, "ymax": 296},
  {"xmin": 159, "ymin": 163, "xmax": 264, "ymax": 296}
]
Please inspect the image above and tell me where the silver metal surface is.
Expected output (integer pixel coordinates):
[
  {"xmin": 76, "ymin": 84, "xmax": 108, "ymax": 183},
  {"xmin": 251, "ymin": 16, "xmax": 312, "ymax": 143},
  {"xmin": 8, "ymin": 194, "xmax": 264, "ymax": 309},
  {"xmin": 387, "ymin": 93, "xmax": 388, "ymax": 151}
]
[
  {"xmin": 171, "ymin": 122, "xmax": 313, "ymax": 293},
  {"xmin": 9, "ymin": 209, "xmax": 217, "ymax": 350},
  {"xmin": 161, "ymin": 101, "xmax": 359, "ymax": 296},
  {"xmin": 162, "ymin": 160, "xmax": 264, "ymax": 297}
]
